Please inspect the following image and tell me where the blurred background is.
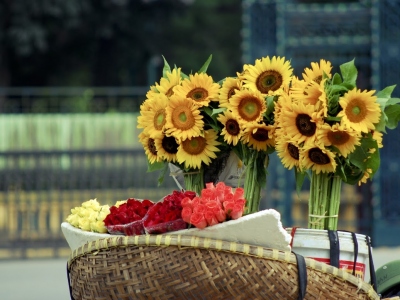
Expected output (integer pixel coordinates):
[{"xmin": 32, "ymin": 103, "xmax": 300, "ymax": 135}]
[{"xmin": 1, "ymin": 0, "xmax": 400, "ymax": 264}]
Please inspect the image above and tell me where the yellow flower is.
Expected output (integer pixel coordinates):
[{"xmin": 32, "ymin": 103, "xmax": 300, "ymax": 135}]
[
  {"xmin": 217, "ymin": 110, "xmax": 242, "ymax": 146},
  {"xmin": 138, "ymin": 131, "xmax": 161, "ymax": 164},
  {"xmin": 318, "ymin": 123, "xmax": 361, "ymax": 157},
  {"xmin": 173, "ymin": 73, "xmax": 220, "ymax": 107},
  {"xmin": 358, "ymin": 168, "xmax": 372, "ymax": 186},
  {"xmin": 219, "ymin": 77, "xmax": 241, "ymax": 108},
  {"xmin": 155, "ymin": 68, "xmax": 182, "ymax": 97},
  {"xmin": 165, "ymin": 96, "xmax": 204, "ymax": 140},
  {"xmin": 154, "ymin": 133, "xmax": 179, "ymax": 163},
  {"xmin": 301, "ymin": 146, "xmax": 337, "ymax": 174},
  {"xmin": 372, "ymin": 130, "xmax": 383, "ymax": 148},
  {"xmin": 137, "ymin": 93, "xmax": 169, "ymax": 135},
  {"xmin": 177, "ymin": 129, "xmax": 221, "ymax": 169},
  {"xmin": 275, "ymin": 137, "xmax": 301, "ymax": 170},
  {"xmin": 338, "ymin": 88, "xmax": 380, "ymax": 133},
  {"xmin": 279, "ymin": 101, "xmax": 323, "ymax": 146},
  {"xmin": 241, "ymin": 56, "xmax": 293, "ymax": 95},
  {"xmin": 229, "ymin": 89, "xmax": 266, "ymax": 124},
  {"xmin": 302, "ymin": 59, "xmax": 333, "ymax": 83},
  {"xmin": 242, "ymin": 122, "xmax": 275, "ymax": 151}
]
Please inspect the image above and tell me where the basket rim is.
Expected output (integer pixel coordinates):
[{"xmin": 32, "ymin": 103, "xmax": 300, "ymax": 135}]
[{"xmin": 68, "ymin": 234, "xmax": 379, "ymax": 299}]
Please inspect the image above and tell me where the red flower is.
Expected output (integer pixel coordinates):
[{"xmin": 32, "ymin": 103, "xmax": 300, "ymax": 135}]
[
  {"xmin": 104, "ymin": 198, "xmax": 154, "ymax": 236},
  {"xmin": 143, "ymin": 190, "xmax": 196, "ymax": 234}
]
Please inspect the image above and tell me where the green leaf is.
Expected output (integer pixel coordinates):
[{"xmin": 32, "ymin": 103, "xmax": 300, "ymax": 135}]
[
  {"xmin": 329, "ymin": 84, "xmax": 349, "ymax": 95},
  {"xmin": 198, "ymin": 54, "xmax": 212, "ymax": 73},
  {"xmin": 377, "ymin": 85, "xmax": 396, "ymax": 99},
  {"xmin": 331, "ymin": 73, "xmax": 343, "ymax": 85},
  {"xmin": 384, "ymin": 104, "xmax": 400, "ymax": 129},
  {"xmin": 157, "ymin": 161, "xmax": 171, "ymax": 186},
  {"xmin": 147, "ymin": 160, "xmax": 166, "ymax": 172},
  {"xmin": 340, "ymin": 59, "xmax": 358, "ymax": 86},
  {"xmin": 348, "ymin": 136, "xmax": 380, "ymax": 176},
  {"xmin": 161, "ymin": 55, "xmax": 171, "ymax": 77},
  {"xmin": 211, "ymin": 107, "xmax": 226, "ymax": 116}
]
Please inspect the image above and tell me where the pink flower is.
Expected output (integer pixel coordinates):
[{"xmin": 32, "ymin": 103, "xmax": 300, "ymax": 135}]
[
  {"xmin": 190, "ymin": 212, "xmax": 207, "ymax": 229},
  {"xmin": 181, "ymin": 206, "xmax": 192, "ymax": 223},
  {"xmin": 204, "ymin": 211, "xmax": 219, "ymax": 226}
]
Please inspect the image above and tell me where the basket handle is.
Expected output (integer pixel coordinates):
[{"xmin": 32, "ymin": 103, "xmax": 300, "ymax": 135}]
[{"xmin": 294, "ymin": 252, "xmax": 308, "ymax": 300}]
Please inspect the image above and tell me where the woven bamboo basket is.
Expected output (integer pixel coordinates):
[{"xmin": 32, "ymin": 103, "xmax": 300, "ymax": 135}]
[{"xmin": 67, "ymin": 235, "xmax": 379, "ymax": 300}]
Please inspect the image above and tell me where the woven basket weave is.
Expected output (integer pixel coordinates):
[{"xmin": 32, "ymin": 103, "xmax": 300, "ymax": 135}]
[{"xmin": 67, "ymin": 235, "xmax": 379, "ymax": 300}]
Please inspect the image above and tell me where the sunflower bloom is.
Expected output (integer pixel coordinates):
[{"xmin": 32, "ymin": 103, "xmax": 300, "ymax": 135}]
[
  {"xmin": 229, "ymin": 89, "xmax": 266, "ymax": 124},
  {"xmin": 318, "ymin": 123, "xmax": 361, "ymax": 157},
  {"xmin": 275, "ymin": 135, "xmax": 301, "ymax": 170},
  {"xmin": 137, "ymin": 93, "xmax": 169, "ymax": 135},
  {"xmin": 177, "ymin": 129, "xmax": 221, "ymax": 169},
  {"xmin": 156, "ymin": 68, "xmax": 182, "ymax": 97},
  {"xmin": 358, "ymin": 169, "xmax": 372, "ymax": 186},
  {"xmin": 280, "ymin": 101, "xmax": 323, "ymax": 146},
  {"xmin": 165, "ymin": 96, "xmax": 204, "ymax": 140},
  {"xmin": 217, "ymin": 110, "xmax": 243, "ymax": 146},
  {"xmin": 173, "ymin": 73, "xmax": 220, "ymax": 107},
  {"xmin": 242, "ymin": 123, "xmax": 275, "ymax": 151},
  {"xmin": 372, "ymin": 130, "xmax": 383, "ymax": 148},
  {"xmin": 138, "ymin": 131, "xmax": 160, "ymax": 164},
  {"xmin": 154, "ymin": 133, "xmax": 179, "ymax": 163},
  {"xmin": 302, "ymin": 146, "xmax": 337, "ymax": 174},
  {"xmin": 219, "ymin": 77, "xmax": 241, "ymax": 108},
  {"xmin": 241, "ymin": 56, "xmax": 293, "ymax": 95},
  {"xmin": 302, "ymin": 59, "xmax": 332, "ymax": 83},
  {"xmin": 338, "ymin": 89, "xmax": 380, "ymax": 133}
]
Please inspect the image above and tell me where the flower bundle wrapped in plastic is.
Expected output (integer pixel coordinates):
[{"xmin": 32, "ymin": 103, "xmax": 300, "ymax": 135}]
[
  {"xmin": 66, "ymin": 199, "xmax": 110, "ymax": 233},
  {"xmin": 181, "ymin": 182, "xmax": 246, "ymax": 229},
  {"xmin": 104, "ymin": 198, "xmax": 154, "ymax": 235},
  {"xmin": 143, "ymin": 190, "xmax": 196, "ymax": 234}
]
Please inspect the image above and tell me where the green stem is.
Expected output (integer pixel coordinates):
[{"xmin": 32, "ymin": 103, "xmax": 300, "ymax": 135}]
[
  {"xmin": 183, "ymin": 168, "xmax": 204, "ymax": 196},
  {"xmin": 308, "ymin": 171, "xmax": 342, "ymax": 230}
]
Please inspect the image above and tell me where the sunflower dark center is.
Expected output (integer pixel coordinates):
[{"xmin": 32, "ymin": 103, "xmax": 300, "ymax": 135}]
[
  {"xmin": 251, "ymin": 128, "xmax": 269, "ymax": 142},
  {"xmin": 313, "ymin": 75, "xmax": 322, "ymax": 84},
  {"xmin": 148, "ymin": 138, "xmax": 157, "ymax": 155},
  {"xmin": 181, "ymin": 136, "xmax": 206, "ymax": 155},
  {"xmin": 257, "ymin": 70, "xmax": 283, "ymax": 93},
  {"xmin": 226, "ymin": 119, "xmax": 240, "ymax": 136},
  {"xmin": 327, "ymin": 131, "xmax": 349, "ymax": 146},
  {"xmin": 187, "ymin": 88, "xmax": 208, "ymax": 102},
  {"xmin": 296, "ymin": 114, "xmax": 316, "ymax": 136},
  {"xmin": 288, "ymin": 143, "xmax": 299, "ymax": 160},
  {"xmin": 161, "ymin": 136, "xmax": 178, "ymax": 154},
  {"xmin": 238, "ymin": 96, "xmax": 262, "ymax": 121},
  {"xmin": 308, "ymin": 148, "xmax": 330, "ymax": 165},
  {"xmin": 228, "ymin": 87, "xmax": 238, "ymax": 99}
]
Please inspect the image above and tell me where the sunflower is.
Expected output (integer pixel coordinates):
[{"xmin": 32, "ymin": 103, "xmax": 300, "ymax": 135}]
[
  {"xmin": 173, "ymin": 72, "xmax": 220, "ymax": 107},
  {"xmin": 241, "ymin": 56, "xmax": 293, "ymax": 95},
  {"xmin": 217, "ymin": 110, "xmax": 243, "ymax": 146},
  {"xmin": 138, "ymin": 131, "xmax": 160, "ymax": 164},
  {"xmin": 165, "ymin": 96, "xmax": 204, "ymax": 140},
  {"xmin": 338, "ymin": 89, "xmax": 380, "ymax": 133},
  {"xmin": 302, "ymin": 146, "xmax": 337, "ymax": 174},
  {"xmin": 229, "ymin": 89, "xmax": 266, "ymax": 124},
  {"xmin": 155, "ymin": 68, "xmax": 182, "ymax": 97},
  {"xmin": 358, "ymin": 168, "xmax": 372, "ymax": 186},
  {"xmin": 279, "ymin": 101, "xmax": 323, "ymax": 146},
  {"xmin": 176, "ymin": 129, "xmax": 221, "ymax": 169},
  {"xmin": 275, "ymin": 135, "xmax": 301, "ymax": 170},
  {"xmin": 318, "ymin": 123, "xmax": 361, "ymax": 157},
  {"xmin": 153, "ymin": 133, "xmax": 179, "ymax": 163},
  {"xmin": 137, "ymin": 93, "xmax": 169, "ymax": 136},
  {"xmin": 242, "ymin": 122, "xmax": 275, "ymax": 151},
  {"xmin": 302, "ymin": 59, "xmax": 332, "ymax": 84},
  {"xmin": 291, "ymin": 79, "xmax": 328, "ymax": 117},
  {"xmin": 219, "ymin": 77, "xmax": 241, "ymax": 108}
]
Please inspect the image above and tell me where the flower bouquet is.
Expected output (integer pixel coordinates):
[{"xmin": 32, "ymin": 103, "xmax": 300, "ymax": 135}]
[{"xmin": 273, "ymin": 59, "xmax": 400, "ymax": 230}]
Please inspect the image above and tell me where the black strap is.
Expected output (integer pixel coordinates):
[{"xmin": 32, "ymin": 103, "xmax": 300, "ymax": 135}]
[
  {"xmin": 327, "ymin": 230, "xmax": 340, "ymax": 268},
  {"xmin": 294, "ymin": 252, "xmax": 308, "ymax": 300},
  {"xmin": 366, "ymin": 235, "xmax": 377, "ymax": 292},
  {"xmin": 339, "ymin": 230, "xmax": 358, "ymax": 276},
  {"xmin": 67, "ymin": 262, "xmax": 75, "ymax": 300}
]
